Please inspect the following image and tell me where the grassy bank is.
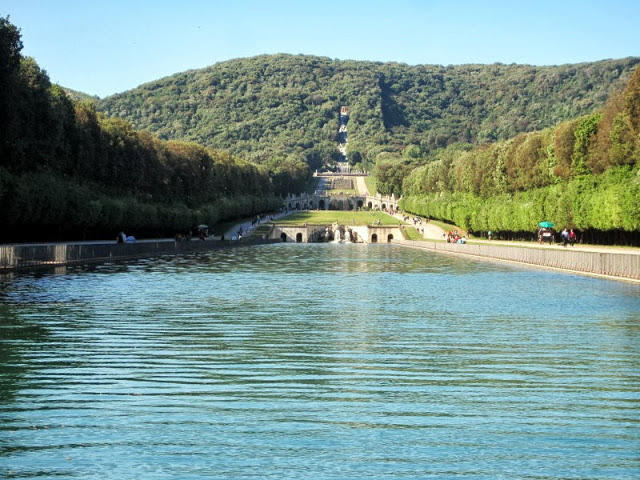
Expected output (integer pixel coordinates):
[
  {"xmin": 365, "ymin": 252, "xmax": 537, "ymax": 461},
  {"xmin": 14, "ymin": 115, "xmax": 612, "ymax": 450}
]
[
  {"xmin": 364, "ymin": 176, "xmax": 377, "ymax": 195},
  {"xmin": 276, "ymin": 211, "xmax": 403, "ymax": 226}
]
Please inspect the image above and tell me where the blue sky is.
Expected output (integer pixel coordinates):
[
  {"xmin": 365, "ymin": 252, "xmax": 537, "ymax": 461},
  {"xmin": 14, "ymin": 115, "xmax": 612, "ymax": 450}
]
[{"xmin": 3, "ymin": 0, "xmax": 639, "ymax": 98}]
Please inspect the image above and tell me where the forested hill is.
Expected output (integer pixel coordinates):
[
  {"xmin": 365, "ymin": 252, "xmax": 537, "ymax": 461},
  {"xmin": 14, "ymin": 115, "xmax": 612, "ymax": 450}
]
[
  {"xmin": 62, "ymin": 87, "xmax": 99, "ymax": 103},
  {"xmin": 98, "ymin": 54, "xmax": 640, "ymax": 165}
]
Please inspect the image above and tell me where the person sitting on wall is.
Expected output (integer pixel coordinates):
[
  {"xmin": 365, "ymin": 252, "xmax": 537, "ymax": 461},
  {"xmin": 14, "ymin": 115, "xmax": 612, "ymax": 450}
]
[{"xmin": 117, "ymin": 231, "xmax": 126, "ymax": 243}]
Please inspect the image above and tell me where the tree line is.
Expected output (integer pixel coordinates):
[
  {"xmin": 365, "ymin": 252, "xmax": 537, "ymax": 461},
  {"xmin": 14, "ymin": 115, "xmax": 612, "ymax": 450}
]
[
  {"xmin": 0, "ymin": 17, "xmax": 309, "ymax": 242},
  {"xmin": 398, "ymin": 66, "xmax": 640, "ymax": 244}
]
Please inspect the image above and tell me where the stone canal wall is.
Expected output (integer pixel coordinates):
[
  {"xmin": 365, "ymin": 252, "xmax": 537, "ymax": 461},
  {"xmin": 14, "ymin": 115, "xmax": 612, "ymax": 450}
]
[
  {"xmin": 3, "ymin": 235, "xmax": 638, "ymax": 282},
  {"xmin": 397, "ymin": 239, "xmax": 640, "ymax": 282},
  {"xmin": 0, "ymin": 238, "xmax": 275, "ymax": 271}
]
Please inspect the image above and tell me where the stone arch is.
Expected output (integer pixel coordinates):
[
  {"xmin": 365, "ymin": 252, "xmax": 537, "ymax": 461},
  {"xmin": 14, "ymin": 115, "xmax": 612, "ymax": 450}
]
[
  {"xmin": 296, "ymin": 202, "xmax": 300, "ymax": 210},
  {"xmin": 296, "ymin": 232, "xmax": 303, "ymax": 243},
  {"xmin": 319, "ymin": 199, "xmax": 325, "ymax": 210},
  {"xmin": 367, "ymin": 201, "xmax": 373, "ymax": 209},
  {"xmin": 280, "ymin": 233, "xmax": 287, "ymax": 242},
  {"xmin": 382, "ymin": 203, "xmax": 387, "ymax": 210},
  {"xmin": 288, "ymin": 203, "xmax": 292, "ymax": 209},
  {"xmin": 371, "ymin": 233, "xmax": 378, "ymax": 243},
  {"xmin": 357, "ymin": 200, "xmax": 363, "ymax": 208},
  {"xmin": 387, "ymin": 234, "xmax": 393, "ymax": 242},
  {"xmin": 309, "ymin": 201, "xmax": 314, "ymax": 209}
]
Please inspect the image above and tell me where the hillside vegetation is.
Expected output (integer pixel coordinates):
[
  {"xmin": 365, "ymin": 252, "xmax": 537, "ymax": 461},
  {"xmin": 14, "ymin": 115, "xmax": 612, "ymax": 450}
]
[
  {"xmin": 0, "ymin": 18, "xmax": 308, "ymax": 242},
  {"xmin": 98, "ymin": 54, "xmax": 639, "ymax": 169}
]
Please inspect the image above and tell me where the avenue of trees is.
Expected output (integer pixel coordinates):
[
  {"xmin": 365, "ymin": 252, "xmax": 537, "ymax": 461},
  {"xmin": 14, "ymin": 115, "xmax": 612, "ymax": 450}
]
[
  {"xmin": 0, "ymin": 17, "xmax": 309, "ymax": 242},
  {"xmin": 398, "ymin": 65, "xmax": 640, "ymax": 244},
  {"xmin": 2, "ymin": 14, "xmax": 639, "ymax": 245}
]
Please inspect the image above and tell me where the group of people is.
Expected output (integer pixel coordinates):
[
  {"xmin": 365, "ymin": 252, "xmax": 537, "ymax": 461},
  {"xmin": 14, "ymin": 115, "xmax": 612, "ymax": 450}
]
[
  {"xmin": 561, "ymin": 227, "xmax": 578, "ymax": 247},
  {"xmin": 403, "ymin": 215, "xmax": 430, "ymax": 226},
  {"xmin": 537, "ymin": 227, "xmax": 577, "ymax": 246},
  {"xmin": 445, "ymin": 230, "xmax": 466, "ymax": 244}
]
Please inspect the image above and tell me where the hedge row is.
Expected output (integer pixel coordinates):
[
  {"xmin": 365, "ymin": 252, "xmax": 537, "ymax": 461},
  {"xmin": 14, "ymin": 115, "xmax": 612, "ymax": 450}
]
[
  {"xmin": 400, "ymin": 166, "xmax": 640, "ymax": 240},
  {"xmin": 0, "ymin": 169, "xmax": 282, "ymax": 242}
]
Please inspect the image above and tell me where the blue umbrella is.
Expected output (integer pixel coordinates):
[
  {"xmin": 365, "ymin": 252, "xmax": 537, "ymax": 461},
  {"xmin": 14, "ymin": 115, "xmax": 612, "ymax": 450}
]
[{"xmin": 538, "ymin": 221, "xmax": 554, "ymax": 228}]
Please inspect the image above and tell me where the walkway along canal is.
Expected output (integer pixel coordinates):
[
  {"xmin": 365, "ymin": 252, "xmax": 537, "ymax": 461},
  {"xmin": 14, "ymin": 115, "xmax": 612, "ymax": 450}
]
[{"xmin": 396, "ymin": 237, "xmax": 640, "ymax": 283}]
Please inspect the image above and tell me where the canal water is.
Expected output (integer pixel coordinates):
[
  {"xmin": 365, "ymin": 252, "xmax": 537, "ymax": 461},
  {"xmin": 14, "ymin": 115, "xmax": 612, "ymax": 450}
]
[{"xmin": 1, "ymin": 244, "xmax": 639, "ymax": 479}]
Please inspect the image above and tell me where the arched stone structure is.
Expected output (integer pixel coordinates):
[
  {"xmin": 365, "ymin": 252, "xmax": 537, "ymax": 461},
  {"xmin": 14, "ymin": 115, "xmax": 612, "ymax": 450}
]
[{"xmin": 271, "ymin": 224, "xmax": 401, "ymax": 244}]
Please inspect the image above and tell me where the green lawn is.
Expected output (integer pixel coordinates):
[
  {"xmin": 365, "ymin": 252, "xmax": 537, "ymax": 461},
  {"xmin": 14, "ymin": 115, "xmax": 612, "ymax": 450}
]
[
  {"xmin": 430, "ymin": 219, "xmax": 468, "ymax": 236},
  {"xmin": 364, "ymin": 175, "xmax": 377, "ymax": 195},
  {"xmin": 276, "ymin": 210, "xmax": 404, "ymax": 226},
  {"xmin": 403, "ymin": 226, "xmax": 424, "ymax": 240}
]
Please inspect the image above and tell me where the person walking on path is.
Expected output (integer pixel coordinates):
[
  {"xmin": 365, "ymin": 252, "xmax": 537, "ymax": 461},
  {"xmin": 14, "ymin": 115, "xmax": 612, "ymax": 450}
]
[{"xmin": 561, "ymin": 227, "xmax": 570, "ymax": 247}]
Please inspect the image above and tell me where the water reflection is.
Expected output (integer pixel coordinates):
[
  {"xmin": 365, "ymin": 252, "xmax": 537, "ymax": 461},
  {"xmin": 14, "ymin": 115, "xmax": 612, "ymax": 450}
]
[{"xmin": 1, "ymin": 244, "xmax": 639, "ymax": 479}]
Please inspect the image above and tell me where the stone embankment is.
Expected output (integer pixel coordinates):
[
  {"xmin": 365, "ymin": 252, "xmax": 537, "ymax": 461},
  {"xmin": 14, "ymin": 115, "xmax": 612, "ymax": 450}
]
[
  {"xmin": 397, "ymin": 238, "xmax": 640, "ymax": 282},
  {"xmin": 0, "ymin": 237, "xmax": 275, "ymax": 272}
]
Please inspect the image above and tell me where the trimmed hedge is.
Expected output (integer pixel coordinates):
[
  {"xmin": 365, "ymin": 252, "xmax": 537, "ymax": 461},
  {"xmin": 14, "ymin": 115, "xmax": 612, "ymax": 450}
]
[
  {"xmin": 0, "ymin": 168, "xmax": 283, "ymax": 242},
  {"xmin": 400, "ymin": 166, "xmax": 640, "ymax": 243}
]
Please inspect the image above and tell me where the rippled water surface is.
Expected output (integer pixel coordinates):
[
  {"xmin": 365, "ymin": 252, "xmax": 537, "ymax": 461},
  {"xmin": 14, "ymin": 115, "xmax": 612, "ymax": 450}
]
[{"xmin": 1, "ymin": 244, "xmax": 639, "ymax": 479}]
